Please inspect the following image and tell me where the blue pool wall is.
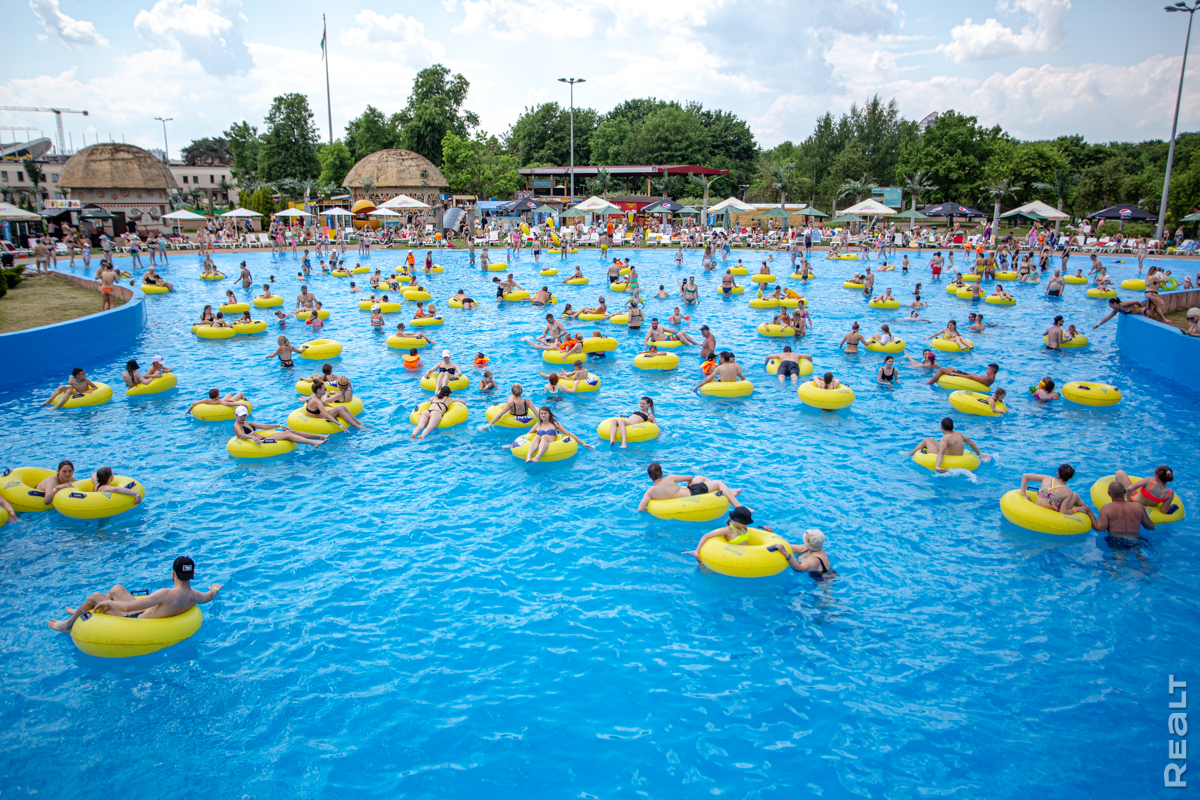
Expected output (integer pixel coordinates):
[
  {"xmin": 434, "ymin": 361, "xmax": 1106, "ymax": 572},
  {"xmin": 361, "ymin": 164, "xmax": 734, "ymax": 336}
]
[
  {"xmin": 3, "ymin": 270, "xmax": 146, "ymax": 388},
  {"xmin": 1116, "ymin": 289, "xmax": 1200, "ymax": 392}
]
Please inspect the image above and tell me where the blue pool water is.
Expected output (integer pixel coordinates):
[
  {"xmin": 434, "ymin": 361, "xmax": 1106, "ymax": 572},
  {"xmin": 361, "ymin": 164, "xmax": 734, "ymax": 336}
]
[{"xmin": 1, "ymin": 246, "xmax": 1197, "ymax": 798}]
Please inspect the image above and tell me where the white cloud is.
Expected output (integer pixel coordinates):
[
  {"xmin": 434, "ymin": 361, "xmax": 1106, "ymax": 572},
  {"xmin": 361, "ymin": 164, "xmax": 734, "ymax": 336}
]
[
  {"xmin": 29, "ymin": 0, "xmax": 108, "ymax": 49},
  {"xmin": 134, "ymin": 0, "xmax": 253, "ymax": 77},
  {"xmin": 340, "ymin": 11, "xmax": 446, "ymax": 66},
  {"xmin": 937, "ymin": 0, "xmax": 1070, "ymax": 64},
  {"xmin": 453, "ymin": 0, "xmax": 729, "ymax": 41}
]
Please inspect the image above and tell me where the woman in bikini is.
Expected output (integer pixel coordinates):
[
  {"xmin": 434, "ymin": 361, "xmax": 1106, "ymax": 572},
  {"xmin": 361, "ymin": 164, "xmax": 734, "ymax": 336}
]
[
  {"xmin": 1112, "ymin": 466, "xmax": 1180, "ymax": 516},
  {"xmin": 905, "ymin": 349, "xmax": 940, "ymax": 369},
  {"xmin": 199, "ymin": 305, "xmax": 216, "ymax": 325},
  {"xmin": 1019, "ymin": 464, "xmax": 1093, "ymax": 516},
  {"xmin": 483, "ymin": 384, "xmax": 537, "ymax": 431},
  {"xmin": 304, "ymin": 383, "xmax": 367, "ymax": 430},
  {"xmin": 607, "ymin": 396, "xmax": 656, "ymax": 448},
  {"xmin": 266, "ymin": 336, "xmax": 305, "ymax": 367},
  {"xmin": 505, "ymin": 406, "xmax": 593, "ymax": 463},
  {"xmin": 411, "ymin": 386, "xmax": 464, "ymax": 440},
  {"xmin": 233, "ymin": 407, "xmax": 327, "ymax": 448}
]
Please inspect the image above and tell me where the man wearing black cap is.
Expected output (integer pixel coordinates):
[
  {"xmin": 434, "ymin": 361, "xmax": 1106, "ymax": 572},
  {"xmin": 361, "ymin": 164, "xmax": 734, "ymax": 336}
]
[
  {"xmin": 685, "ymin": 506, "xmax": 756, "ymax": 566},
  {"xmin": 49, "ymin": 557, "xmax": 222, "ymax": 633}
]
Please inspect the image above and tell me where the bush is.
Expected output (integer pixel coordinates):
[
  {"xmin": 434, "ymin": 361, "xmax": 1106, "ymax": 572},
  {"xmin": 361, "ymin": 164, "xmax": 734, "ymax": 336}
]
[{"xmin": 2, "ymin": 268, "xmax": 24, "ymax": 289}]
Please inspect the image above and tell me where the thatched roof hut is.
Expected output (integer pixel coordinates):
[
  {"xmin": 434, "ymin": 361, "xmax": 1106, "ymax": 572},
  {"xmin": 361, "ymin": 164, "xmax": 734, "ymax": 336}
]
[
  {"xmin": 61, "ymin": 143, "xmax": 177, "ymax": 191},
  {"xmin": 342, "ymin": 149, "xmax": 447, "ymax": 205}
]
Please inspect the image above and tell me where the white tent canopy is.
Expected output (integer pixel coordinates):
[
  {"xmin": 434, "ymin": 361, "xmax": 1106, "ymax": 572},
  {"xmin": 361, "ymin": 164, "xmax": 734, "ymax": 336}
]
[
  {"xmin": 378, "ymin": 194, "xmax": 432, "ymax": 210},
  {"xmin": 220, "ymin": 207, "xmax": 262, "ymax": 218},
  {"xmin": 708, "ymin": 197, "xmax": 756, "ymax": 213},
  {"xmin": 367, "ymin": 208, "xmax": 402, "ymax": 217},
  {"xmin": 161, "ymin": 209, "xmax": 208, "ymax": 221},
  {"xmin": 321, "ymin": 208, "xmax": 353, "ymax": 216},
  {"xmin": 273, "ymin": 208, "xmax": 311, "ymax": 217},
  {"xmin": 1011, "ymin": 200, "xmax": 1069, "ymax": 221},
  {"xmin": 839, "ymin": 198, "xmax": 897, "ymax": 217},
  {"xmin": 573, "ymin": 195, "xmax": 622, "ymax": 213}
]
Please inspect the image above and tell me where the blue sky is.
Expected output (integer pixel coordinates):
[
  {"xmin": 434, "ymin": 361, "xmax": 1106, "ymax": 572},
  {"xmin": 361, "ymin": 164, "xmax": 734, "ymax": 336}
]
[{"xmin": 2, "ymin": 0, "xmax": 1195, "ymax": 159}]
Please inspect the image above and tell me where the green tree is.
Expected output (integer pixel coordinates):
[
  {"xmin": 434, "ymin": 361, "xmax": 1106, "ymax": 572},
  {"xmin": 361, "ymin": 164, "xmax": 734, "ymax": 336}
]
[
  {"xmin": 22, "ymin": 157, "xmax": 44, "ymax": 211},
  {"xmin": 318, "ymin": 141, "xmax": 354, "ymax": 186},
  {"xmin": 896, "ymin": 110, "xmax": 1002, "ymax": 202},
  {"xmin": 241, "ymin": 186, "xmax": 278, "ymax": 218},
  {"xmin": 396, "ymin": 65, "xmax": 480, "ymax": 166},
  {"xmin": 506, "ymin": 102, "xmax": 599, "ymax": 167},
  {"xmin": 590, "ymin": 116, "xmax": 631, "ymax": 165},
  {"xmin": 441, "ymin": 132, "xmax": 521, "ymax": 199},
  {"xmin": 586, "ymin": 167, "xmax": 615, "ymax": 198},
  {"xmin": 623, "ymin": 105, "xmax": 710, "ymax": 165},
  {"xmin": 258, "ymin": 93, "xmax": 321, "ymax": 183},
  {"xmin": 979, "ymin": 178, "xmax": 1021, "ymax": 240},
  {"xmin": 344, "ymin": 105, "xmax": 402, "ymax": 163},
  {"xmin": 223, "ymin": 121, "xmax": 262, "ymax": 183},
  {"xmin": 181, "ymin": 137, "xmax": 232, "ymax": 166}
]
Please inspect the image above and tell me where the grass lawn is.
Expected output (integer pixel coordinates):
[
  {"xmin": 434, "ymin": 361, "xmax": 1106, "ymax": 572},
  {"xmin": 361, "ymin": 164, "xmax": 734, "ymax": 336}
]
[{"xmin": 0, "ymin": 274, "xmax": 123, "ymax": 334}]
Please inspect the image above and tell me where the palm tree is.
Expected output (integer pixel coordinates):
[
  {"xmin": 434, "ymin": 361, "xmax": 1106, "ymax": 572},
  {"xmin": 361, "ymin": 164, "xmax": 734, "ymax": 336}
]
[
  {"xmin": 902, "ymin": 170, "xmax": 934, "ymax": 231},
  {"xmin": 22, "ymin": 157, "xmax": 44, "ymax": 212},
  {"xmin": 359, "ymin": 177, "xmax": 376, "ymax": 203},
  {"xmin": 835, "ymin": 175, "xmax": 875, "ymax": 219},
  {"xmin": 771, "ymin": 164, "xmax": 795, "ymax": 204},
  {"xmin": 1032, "ymin": 169, "xmax": 1077, "ymax": 234},
  {"xmin": 586, "ymin": 168, "xmax": 614, "ymax": 198},
  {"xmin": 980, "ymin": 178, "xmax": 1022, "ymax": 242},
  {"xmin": 688, "ymin": 173, "xmax": 719, "ymax": 229},
  {"xmin": 216, "ymin": 176, "xmax": 234, "ymax": 210}
]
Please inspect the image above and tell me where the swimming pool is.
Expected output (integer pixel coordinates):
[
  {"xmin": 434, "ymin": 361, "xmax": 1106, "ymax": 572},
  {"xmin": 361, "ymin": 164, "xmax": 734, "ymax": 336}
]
[{"xmin": 1, "ymin": 246, "xmax": 1197, "ymax": 799}]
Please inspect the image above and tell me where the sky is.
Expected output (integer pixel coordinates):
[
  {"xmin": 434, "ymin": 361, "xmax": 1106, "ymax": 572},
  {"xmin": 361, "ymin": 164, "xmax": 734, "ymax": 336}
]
[{"xmin": 2, "ymin": 0, "xmax": 1197, "ymax": 160}]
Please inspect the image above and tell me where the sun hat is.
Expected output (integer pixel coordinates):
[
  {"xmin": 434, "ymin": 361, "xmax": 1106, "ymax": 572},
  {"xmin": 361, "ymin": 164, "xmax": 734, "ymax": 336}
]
[
  {"xmin": 1188, "ymin": 307, "xmax": 1199, "ymax": 319},
  {"xmin": 804, "ymin": 529, "xmax": 825, "ymax": 548}
]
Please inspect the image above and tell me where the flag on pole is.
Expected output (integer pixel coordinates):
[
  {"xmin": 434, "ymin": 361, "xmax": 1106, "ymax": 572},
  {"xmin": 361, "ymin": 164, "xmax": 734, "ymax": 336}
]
[{"xmin": 320, "ymin": 23, "xmax": 326, "ymax": 60}]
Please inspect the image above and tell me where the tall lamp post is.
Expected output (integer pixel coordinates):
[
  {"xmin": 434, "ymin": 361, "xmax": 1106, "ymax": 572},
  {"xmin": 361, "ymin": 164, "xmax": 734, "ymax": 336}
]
[
  {"xmin": 153, "ymin": 116, "xmax": 173, "ymax": 164},
  {"xmin": 1158, "ymin": 1, "xmax": 1200, "ymax": 244},
  {"xmin": 557, "ymin": 78, "xmax": 585, "ymax": 203}
]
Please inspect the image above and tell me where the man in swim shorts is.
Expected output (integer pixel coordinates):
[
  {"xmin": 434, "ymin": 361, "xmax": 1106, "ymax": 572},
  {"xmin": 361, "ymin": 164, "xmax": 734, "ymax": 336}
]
[
  {"xmin": 763, "ymin": 346, "xmax": 811, "ymax": 384},
  {"xmin": 637, "ymin": 462, "xmax": 745, "ymax": 513},
  {"xmin": 909, "ymin": 417, "xmax": 990, "ymax": 472},
  {"xmin": 49, "ymin": 556, "xmax": 222, "ymax": 632},
  {"xmin": 644, "ymin": 318, "xmax": 698, "ymax": 346},
  {"xmin": 699, "ymin": 326, "xmax": 716, "ymax": 360},
  {"xmin": 295, "ymin": 286, "xmax": 317, "ymax": 311},
  {"xmin": 1091, "ymin": 480, "xmax": 1155, "ymax": 547}
]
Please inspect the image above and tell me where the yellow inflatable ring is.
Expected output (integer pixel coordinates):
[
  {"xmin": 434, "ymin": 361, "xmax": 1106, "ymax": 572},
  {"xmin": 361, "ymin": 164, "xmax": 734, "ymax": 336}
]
[
  {"xmin": 757, "ymin": 323, "xmax": 795, "ymax": 337},
  {"xmin": 55, "ymin": 382, "xmax": 113, "ymax": 408},
  {"xmin": 1062, "ymin": 381, "xmax": 1121, "ymax": 406},
  {"xmin": 749, "ymin": 298, "xmax": 780, "ymax": 308},
  {"xmin": 1089, "ymin": 475, "xmax": 1186, "ymax": 524},
  {"xmin": 609, "ymin": 313, "xmax": 630, "ymax": 325},
  {"xmin": 700, "ymin": 380, "xmax": 754, "ymax": 397},
  {"xmin": 510, "ymin": 432, "xmax": 579, "ymax": 462},
  {"xmin": 864, "ymin": 338, "xmax": 905, "ymax": 354},
  {"xmin": 126, "ymin": 373, "xmax": 177, "ymax": 396},
  {"xmin": 403, "ymin": 289, "xmax": 432, "ymax": 301},
  {"xmin": 945, "ymin": 284, "xmax": 961, "ymax": 295},
  {"xmin": 487, "ymin": 262, "xmax": 508, "ymax": 271},
  {"xmin": 1045, "ymin": 334, "xmax": 1089, "ymax": 348},
  {"xmin": 633, "ymin": 352, "xmax": 680, "ymax": 371},
  {"xmin": 540, "ymin": 268, "xmax": 559, "ymax": 276},
  {"xmin": 931, "ymin": 336, "xmax": 974, "ymax": 352},
  {"xmin": 192, "ymin": 401, "xmax": 251, "ymax": 421},
  {"xmin": 1064, "ymin": 275, "xmax": 1088, "ymax": 284},
  {"xmin": 295, "ymin": 380, "xmax": 336, "ymax": 396},
  {"xmin": 565, "ymin": 277, "xmax": 589, "ymax": 285},
  {"xmin": 729, "ymin": 266, "xmax": 749, "ymax": 275},
  {"xmin": 328, "ymin": 396, "xmax": 364, "ymax": 416},
  {"xmin": 140, "ymin": 284, "xmax": 169, "ymax": 294},
  {"xmin": 699, "ymin": 527, "xmax": 790, "ymax": 578},
  {"xmin": 71, "ymin": 605, "xmax": 202, "ymax": 658},
  {"xmin": 233, "ymin": 320, "xmax": 267, "ymax": 335},
  {"xmin": 834, "ymin": 254, "xmax": 859, "ymax": 261},
  {"xmin": 765, "ymin": 358, "xmax": 813, "ymax": 376},
  {"xmin": 937, "ymin": 375, "xmax": 989, "ymax": 392},
  {"xmin": 611, "ymin": 282, "xmax": 629, "ymax": 291},
  {"xmin": 192, "ymin": 325, "xmax": 235, "ymax": 340},
  {"xmin": 1121, "ymin": 278, "xmax": 1145, "ymax": 290},
  {"xmin": 0, "ymin": 467, "xmax": 56, "ymax": 513},
  {"xmin": 619, "ymin": 267, "xmax": 631, "ymax": 276},
  {"xmin": 956, "ymin": 287, "xmax": 978, "ymax": 300},
  {"xmin": 332, "ymin": 269, "xmax": 350, "ymax": 277},
  {"xmin": 715, "ymin": 285, "xmax": 745, "ymax": 295},
  {"xmin": 226, "ymin": 435, "xmax": 295, "ymax": 458},
  {"xmin": 354, "ymin": 265, "xmax": 371, "ymax": 274},
  {"xmin": 798, "ymin": 380, "xmax": 855, "ymax": 410},
  {"xmin": 485, "ymin": 404, "xmax": 536, "ymax": 428},
  {"xmin": 779, "ymin": 297, "xmax": 807, "ymax": 308},
  {"xmin": 948, "ymin": 390, "xmax": 1008, "ymax": 416},
  {"xmin": 200, "ymin": 273, "xmax": 226, "ymax": 280},
  {"xmin": 985, "ymin": 295, "xmax": 1016, "ymax": 305},
  {"xmin": 646, "ymin": 491, "xmax": 730, "ymax": 522},
  {"xmin": 843, "ymin": 281, "xmax": 865, "ymax": 289},
  {"xmin": 387, "ymin": 335, "xmax": 430, "ymax": 350},
  {"xmin": 409, "ymin": 401, "xmax": 469, "ymax": 428},
  {"xmin": 581, "ymin": 336, "xmax": 619, "ymax": 353},
  {"xmin": 219, "ymin": 302, "xmax": 250, "ymax": 313},
  {"xmin": 447, "ymin": 297, "xmax": 466, "ymax": 309},
  {"xmin": 542, "ymin": 349, "xmax": 588, "ymax": 365},
  {"xmin": 596, "ymin": 417, "xmax": 660, "ymax": 442},
  {"xmin": 286, "ymin": 407, "xmax": 348, "ymax": 435},
  {"xmin": 300, "ymin": 339, "xmax": 342, "ymax": 360},
  {"xmin": 868, "ymin": 298, "xmax": 900, "ymax": 309},
  {"xmin": 295, "ymin": 309, "xmax": 330, "ymax": 320},
  {"xmin": 960, "ymin": 273, "xmax": 980, "ymax": 282},
  {"xmin": 410, "ymin": 316, "xmax": 443, "ymax": 327},
  {"xmin": 557, "ymin": 373, "xmax": 601, "ymax": 393},
  {"xmin": 1086, "ymin": 288, "xmax": 1118, "ymax": 299},
  {"xmin": 578, "ymin": 312, "xmax": 605, "ymax": 321},
  {"xmin": 503, "ymin": 290, "xmax": 530, "ymax": 302},
  {"xmin": 253, "ymin": 294, "xmax": 283, "ymax": 307},
  {"xmin": 995, "ymin": 271, "xmax": 1019, "ymax": 280},
  {"xmin": 1000, "ymin": 489, "xmax": 1091, "ymax": 535},
  {"xmin": 912, "ymin": 449, "xmax": 981, "ymax": 472},
  {"xmin": 420, "ymin": 373, "xmax": 469, "ymax": 391},
  {"xmin": 52, "ymin": 475, "xmax": 145, "ymax": 519},
  {"xmin": 751, "ymin": 274, "xmax": 776, "ymax": 283},
  {"xmin": 359, "ymin": 301, "xmax": 401, "ymax": 313}
]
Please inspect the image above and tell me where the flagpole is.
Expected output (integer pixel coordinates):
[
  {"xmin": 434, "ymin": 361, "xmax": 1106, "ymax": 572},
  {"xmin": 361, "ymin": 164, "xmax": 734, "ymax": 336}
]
[{"xmin": 323, "ymin": 14, "xmax": 333, "ymax": 144}]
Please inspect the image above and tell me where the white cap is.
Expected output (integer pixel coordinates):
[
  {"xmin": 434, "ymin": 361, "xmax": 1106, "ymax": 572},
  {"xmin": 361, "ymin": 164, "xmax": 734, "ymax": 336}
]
[
  {"xmin": 1189, "ymin": 307, "xmax": 1199, "ymax": 319},
  {"xmin": 371, "ymin": 305, "xmax": 380, "ymax": 311},
  {"xmin": 442, "ymin": 349, "xmax": 451, "ymax": 358},
  {"xmin": 152, "ymin": 355, "xmax": 164, "ymax": 364},
  {"xmin": 803, "ymin": 528, "xmax": 825, "ymax": 548},
  {"xmin": 235, "ymin": 405, "xmax": 249, "ymax": 417}
]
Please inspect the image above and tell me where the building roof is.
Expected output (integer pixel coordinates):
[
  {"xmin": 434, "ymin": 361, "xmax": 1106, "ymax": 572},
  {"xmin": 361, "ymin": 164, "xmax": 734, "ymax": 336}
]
[
  {"xmin": 60, "ymin": 143, "xmax": 177, "ymax": 191},
  {"xmin": 519, "ymin": 164, "xmax": 729, "ymax": 178},
  {"xmin": 343, "ymin": 149, "xmax": 448, "ymax": 190}
]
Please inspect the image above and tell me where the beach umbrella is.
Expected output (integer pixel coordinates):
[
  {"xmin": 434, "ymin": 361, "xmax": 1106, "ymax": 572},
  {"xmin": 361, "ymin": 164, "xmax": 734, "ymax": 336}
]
[
  {"xmin": 532, "ymin": 204, "xmax": 558, "ymax": 215},
  {"xmin": 708, "ymin": 197, "xmax": 756, "ymax": 213},
  {"xmin": 321, "ymin": 208, "xmax": 353, "ymax": 216},
  {"xmin": 1010, "ymin": 200, "xmax": 1068, "ymax": 221},
  {"xmin": 829, "ymin": 214, "xmax": 864, "ymax": 225},
  {"xmin": 999, "ymin": 208, "xmax": 1046, "ymax": 223},
  {"xmin": 79, "ymin": 210, "xmax": 118, "ymax": 220},
  {"xmin": 893, "ymin": 209, "xmax": 929, "ymax": 221},
  {"xmin": 162, "ymin": 209, "xmax": 208, "ymax": 221},
  {"xmin": 501, "ymin": 197, "xmax": 540, "ymax": 213},
  {"xmin": 573, "ymin": 195, "xmax": 622, "ymax": 213},
  {"xmin": 1086, "ymin": 203, "xmax": 1157, "ymax": 222},
  {"xmin": 676, "ymin": 206, "xmax": 700, "ymax": 215},
  {"xmin": 757, "ymin": 207, "xmax": 792, "ymax": 218},
  {"xmin": 367, "ymin": 208, "xmax": 402, "ymax": 217},
  {"xmin": 1179, "ymin": 211, "xmax": 1200, "ymax": 223},
  {"xmin": 793, "ymin": 207, "xmax": 829, "ymax": 218},
  {"xmin": 273, "ymin": 208, "xmax": 311, "ymax": 217},
  {"xmin": 924, "ymin": 202, "xmax": 985, "ymax": 218},
  {"xmin": 378, "ymin": 194, "xmax": 432, "ymax": 210},
  {"xmin": 839, "ymin": 198, "xmax": 898, "ymax": 217},
  {"xmin": 0, "ymin": 202, "xmax": 40, "ymax": 220},
  {"xmin": 641, "ymin": 198, "xmax": 683, "ymax": 214},
  {"xmin": 560, "ymin": 208, "xmax": 587, "ymax": 218},
  {"xmin": 220, "ymin": 207, "xmax": 262, "ymax": 218}
]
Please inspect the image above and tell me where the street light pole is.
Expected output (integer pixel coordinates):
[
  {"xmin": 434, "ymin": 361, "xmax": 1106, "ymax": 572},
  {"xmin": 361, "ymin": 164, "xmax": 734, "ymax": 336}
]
[
  {"xmin": 1158, "ymin": 1, "xmax": 1200, "ymax": 243},
  {"xmin": 153, "ymin": 116, "xmax": 173, "ymax": 164},
  {"xmin": 557, "ymin": 78, "xmax": 585, "ymax": 203}
]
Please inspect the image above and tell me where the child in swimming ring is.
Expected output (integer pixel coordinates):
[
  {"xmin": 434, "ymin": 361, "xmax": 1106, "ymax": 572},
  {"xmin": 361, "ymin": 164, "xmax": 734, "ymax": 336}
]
[
  {"xmin": 370, "ymin": 307, "xmax": 384, "ymax": 327},
  {"xmin": 479, "ymin": 371, "xmax": 497, "ymax": 391},
  {"xmin": 274, "ymin": 310, "xmax": 289, "ymax": 327},
  {"xmin": 402, "ymin": 349, "xmax": 423, "ymax": 370},
  {"xmin": 1030, "ymin": 377, "xmax": 1059, "ymax": 401}
]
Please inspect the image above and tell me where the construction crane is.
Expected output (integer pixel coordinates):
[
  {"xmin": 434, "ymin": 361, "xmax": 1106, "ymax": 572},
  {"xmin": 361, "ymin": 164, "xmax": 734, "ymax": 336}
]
[{"xmin": 0, "ymin": 106, "xmax": 88, "ymax": 155}]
